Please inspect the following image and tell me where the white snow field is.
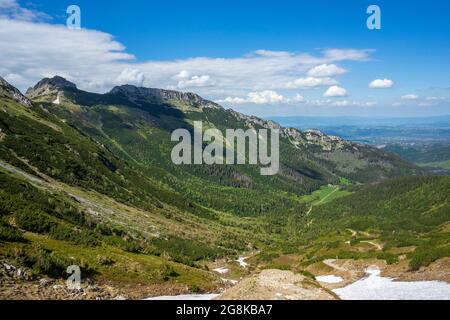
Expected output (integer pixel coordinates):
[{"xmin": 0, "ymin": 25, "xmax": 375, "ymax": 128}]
[{"xmin": 334, "ymin": 267, "xmax": 450, "ymax": 300}]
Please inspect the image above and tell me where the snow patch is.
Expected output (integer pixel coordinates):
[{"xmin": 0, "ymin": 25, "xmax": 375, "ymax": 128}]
[
  {"xmin": 237, "ymin": 256, "xmax": 249, "ymax": 268},
  {"xmin": 334, "ymin": 266, "xmax": 450, "ymax": 300},
  {"xmin": 316, "ymin": 275, "xmax": 344, "ymax": 284},
  {"xmin": 213, "ymin": 267, "xmax": 229, "ymax": 274},
  {"xmin": 53, "ymin": 92, "xmax": 61, "ymax": 105}
]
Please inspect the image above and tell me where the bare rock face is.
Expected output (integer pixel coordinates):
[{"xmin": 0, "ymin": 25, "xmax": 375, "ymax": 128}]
[
  {"xmin": 26, "ymin": 76, "xmax": 77, "ymax": 99},
  {"xmin": 228, "ymin": 109, "xmax": 281, "ymax": 130},
  {"xmin": 217, "ymin": 269, "xmax": 338, "ymax": 300},
  {"xmin": 0, "ymin": 76, "xmax": 32, "ymax": 107},
  {"xmin": 109, "ymin": 85, "xmax": 222, "ymax": 109}
]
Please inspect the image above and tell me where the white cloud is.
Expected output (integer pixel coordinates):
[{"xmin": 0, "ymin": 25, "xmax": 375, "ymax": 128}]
[
  {"xmin": 369, "ymin": 79, "xmax": 394, "ymax": 89},
  {"xmin": 393, "ymin": 95, "xmax": 449, "ymax": 107},
  {"xmin": 177, "ymin": 74, "xmax": 213, "ymax": 89},
  {"xmin": 247, "ymin": 91, "xmax": 284, "ymax": 104},
  {"xmin": 173, "ymin": 70, "xmax": 192, "ymax": 80},
  {"xmin": 218, "ymin": 90, "xmax": 285, "ymax": 105},
  {"xmin": 217, "ymin": 91, "xmax": 305, "ymax": 105},
  {"xmin": 0, "ymin": 2, "xmax": 375, "ymax": 108},
  {"xmin": 253, "ymin": 50, "xmax": 293, "ymax": 58},
  {"xmin": 217, "ymin": 94, "xmax": 379, "ymax": 108},
  {"xmin": 330, "ymin": 100, "xmax": 351, "ymax": 107},
  {"xmin": 285, "ymin": 77, "xmax": 337, "ymax": 89},
  {"xmin": 308, "ymin": 99, "xmax": 376, "ymax": 107},
  {"xmin": 218, "ymin": 96, "xmax": 247, "ymax": 104},
  {"xmin": 401, "ymin": 94, "xmax": 419, "ymax": 100},
  {"xmin": 323, "ymin": 49, "xmax": 373, "ymax": 61},
  {"xmin": 307, "ymin": 64, "xmax": 347, "ymax": 77},
  {"xmin": 0, "ymin": 13, "xmax": 374, "ymax": 95},
  {"xmin": 324, "ymin": 85, "xmax": 348, "ymax": 97},
  {"xmin": 287, "ymin": 94, "xmax": 305, "ymax": 103},
  {"xmin": 116, "ymin": 68, "xmax": 145, "ymax": 87},
  {"xmin": 426, "ymin": 96, "xmax": 446, "ymax": 101},
  {"xmin": 0, "ymin": 0, "xmax": 50, "ymax": 21}
]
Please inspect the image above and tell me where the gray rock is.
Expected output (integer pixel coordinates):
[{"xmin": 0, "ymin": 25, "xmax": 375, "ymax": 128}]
[
  {"xmin": 109, "ymin": 85, "xmax": 221, "ymax": 109},
  {"xmin": 26, "ymin": 76, "xmax": 77, "ymax": 99},
  {"xmin": 0, "ymin": 76, "xmax": 32, "ymax": 107}
]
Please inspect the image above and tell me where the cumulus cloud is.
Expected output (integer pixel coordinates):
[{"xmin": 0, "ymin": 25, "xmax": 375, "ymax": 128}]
[
  {"xmin": 173, "ymin": 70, "xmax": 191, "ymax": 80},
  {"xmin": 116, "ymin": 68, "xmax": 145, "ymax": 87},
  {"xmin": 0, "ymin": 11, "xmax": 375, "ymax": 96},
  {"xmin": 307, "ymin": 64, "xmax": 347, "ymax": 77},
  {"xmin": 176, "ymin": 74, "xmax": 213, "ymax": 89},
  {"xmin": 0, "ymin": 1, "xmax": 378, "ymax": 111},
  {"xmin": 324, "ymin": 85, "xmax": 348, "ymax": 97},
  {"xmin": 247, "ymin": 91, "xmax": 284, "ymax": 104},
  {"xmin": 369, "ymin": 79, "xmax": 394, "ymax": 89}
]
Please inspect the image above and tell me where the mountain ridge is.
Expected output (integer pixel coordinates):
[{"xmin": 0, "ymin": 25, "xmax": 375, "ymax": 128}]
[
  {"xmin": 4, "ymin": 76, "xmax": 422, "ymax": 189},
  {"xmin": 21, "ymin": 76, "xmax": 418, "ymax": 165}
]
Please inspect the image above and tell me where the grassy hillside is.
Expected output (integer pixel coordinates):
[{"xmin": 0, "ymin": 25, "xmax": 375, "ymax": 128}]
[
  {"xmin": 385, "ymin": 143, "xmax": 450, "ymax": 165},
  {"xmin": 257, "ymin": 176, "xmax": 450, "ymax": 271}
]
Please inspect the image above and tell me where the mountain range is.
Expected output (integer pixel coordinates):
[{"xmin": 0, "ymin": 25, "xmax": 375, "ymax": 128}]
[{"xmin": 0, "ymin": 76, "xmax": 448, "ymax": 298}]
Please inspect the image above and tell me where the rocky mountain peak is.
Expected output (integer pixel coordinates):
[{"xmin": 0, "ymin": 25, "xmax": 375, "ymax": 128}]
[
  {"xmin": 26, "ymin": 76, "xmax": 77, "ymax": 99},
  {"xmin": 0, "ymin": 76, "xmax": 32, "ymax": 107}
]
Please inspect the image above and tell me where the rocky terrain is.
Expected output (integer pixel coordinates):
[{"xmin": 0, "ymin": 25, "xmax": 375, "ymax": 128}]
[{"xmin": 217, "ymin": 269, "xmax": 338, "ymax": 300}]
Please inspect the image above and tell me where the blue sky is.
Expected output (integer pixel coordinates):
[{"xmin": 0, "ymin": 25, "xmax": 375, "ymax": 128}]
[{"xmin": 0, "ymin": 0, "xmax": 449, "ymax": 117}]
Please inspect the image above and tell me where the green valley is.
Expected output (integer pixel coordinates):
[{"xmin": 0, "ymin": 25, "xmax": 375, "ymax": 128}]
[{"xmin": 0, "ymin": 76, "xmax": 448, "ymax": 299}]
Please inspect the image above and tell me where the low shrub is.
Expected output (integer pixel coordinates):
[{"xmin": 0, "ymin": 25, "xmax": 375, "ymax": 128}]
[
  {"xmin": 15, "ymin": 209, "xmax": 55, "ymax": 234},
  {"xmin": 49, "ymin": 224, "xmax": 100, "ymax": 247},
  {"xmin": 0, "ymin": 218, "xmax": 24, "ymax": 242},
  {"xmin": 409, "ymin": 246, "xmax": 450, "ymax": 271},
  {"xmin": 154, "ymin": 263, "xmax": 179, "ymax": 281}
]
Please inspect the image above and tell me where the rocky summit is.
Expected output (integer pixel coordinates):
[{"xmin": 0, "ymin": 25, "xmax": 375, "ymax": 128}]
[{"xmin": 26, "ymin": 76, "xmax": 78, "ymax": 99}]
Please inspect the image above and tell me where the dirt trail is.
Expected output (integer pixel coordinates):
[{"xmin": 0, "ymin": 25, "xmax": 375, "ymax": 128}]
[
  {"xmin": 361, "ymin": 240, "xmax": 383, "ymax": 251},
  {"xmin": 323, "ymin": 259, "xmax": 348, "ymax": 272}
]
